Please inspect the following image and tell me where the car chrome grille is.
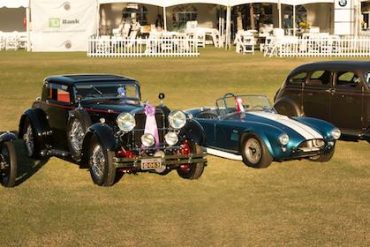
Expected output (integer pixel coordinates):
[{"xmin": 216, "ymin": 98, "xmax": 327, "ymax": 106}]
[
  {"xmin": 298, "ymin": 139, "xmax": 325, "ymax": 152},
  {"xmin": 132, "ymin": 112, "xmax": 165, "ymax": 148}
]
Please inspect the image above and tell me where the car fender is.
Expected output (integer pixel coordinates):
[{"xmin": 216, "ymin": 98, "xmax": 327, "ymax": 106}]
[
  {"xmin": 18, "ymin": 108, "xmax": 51, "ymax": 148},
  {"xmin": 0, "ymin": 132, "xmax": 17, "ymax": 144},
  {"xmin": 240, "ymin": 122, "xmax": 286, "ymax": 158},
  {"xmin": 179, "ymin": 119, "xmax": 205, "ymax": 145},
  {"xmin": 294, "ymin": 116, "xmax": 336, "ymax": 140},
  {"xmin": 80, "ymin": 123, "xmax": 116, "ymax": 167},
  {"xmin": 274, "ymin": 97, "xmax": 302, "ymax": 117}
]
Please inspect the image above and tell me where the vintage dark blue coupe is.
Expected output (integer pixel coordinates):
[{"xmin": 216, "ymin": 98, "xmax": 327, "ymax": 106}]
[
  {"xmin": 19, "ymin": 74, "xmax": 206, "ymax": 186},
  {"xmin": 186, "ymin": 93, "xmax": 341, "ymax": 168}
]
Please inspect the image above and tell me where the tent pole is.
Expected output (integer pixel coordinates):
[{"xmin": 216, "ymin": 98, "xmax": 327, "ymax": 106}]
[
  {"xmin": 278, "ymin": 0, "xmax": 282, "ymax": 29},
  {"xmin": 226, "ymin": 5, "xmax": 231, "ymax": 50},
  {"xmin": 26, "ymin": 6, "xmax": 31, "ymax": 51},
  {"xmin": 293, "ymin": 4, "xmax": 296, "ymax": 36},
  {"xmin": 163, "ymin": 7, "xmax": 167, "ymax": 31}
]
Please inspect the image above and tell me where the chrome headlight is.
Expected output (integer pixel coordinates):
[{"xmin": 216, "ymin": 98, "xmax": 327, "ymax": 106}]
[
  {"xmin": 116, "ymin": 113, "xmax": 136, "ymax": 132},
  {"xmin": 278, "ymin": 133, "xmax": 289, "ymax": 145},
  {"xmin": 141, "ymin": 133, "xmax": 155, "ymax": 147},
  {"xmin": 168, "ymin": 110, "xmax": 186, "ymax": 129},
  {"xmin": 165, "ymin": 132, "xmax": 178, "ymax": 146},
  {"xmin": 331, "ymin": 128, "xmax": 341, "ymax": 140}
]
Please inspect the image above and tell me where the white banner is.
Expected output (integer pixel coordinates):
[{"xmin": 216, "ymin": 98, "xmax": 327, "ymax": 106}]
[{"xmin": 31, "ymin": 0, "xmax": 97, "ymax": 51}]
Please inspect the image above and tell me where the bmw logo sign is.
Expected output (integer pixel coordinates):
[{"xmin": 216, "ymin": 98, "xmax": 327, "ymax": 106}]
[
  {"xmin": 338, "ymin": 0, "xmax": 347, "ymax": 7},
  {"xmin": 64, "ymin": 1, "xmax": 71, "ymax": 11},
  {"xmin": 65, "ymin": 40, "xmax": 72, "ymax": 49}
]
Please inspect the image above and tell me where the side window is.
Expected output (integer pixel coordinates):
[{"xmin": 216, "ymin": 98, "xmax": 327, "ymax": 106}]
[
  {"xmin": 306, "ymin": 70, "xmax": 331, "ymax": 87},
  {"xmin": 44, "ymin": 83, "xmax": 71, "ymax": 103},
  {"xmin": 288, "ymin": 72, "xmax": 307, "ymax": 85},
  {"xmin": 336, "ymin": 71, "xmax": 361, "ymax": 89}
]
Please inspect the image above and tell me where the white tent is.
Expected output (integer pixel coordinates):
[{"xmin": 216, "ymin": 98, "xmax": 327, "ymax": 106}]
[{"xmin": 0, "ymin": 0, "xmax": 30, "ymax": 51}]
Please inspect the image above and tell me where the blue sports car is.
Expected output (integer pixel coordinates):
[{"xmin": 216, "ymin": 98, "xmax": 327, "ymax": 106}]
[{"xmin": 186, "ymin": 93, "xmax": 341, "ymax": 168}]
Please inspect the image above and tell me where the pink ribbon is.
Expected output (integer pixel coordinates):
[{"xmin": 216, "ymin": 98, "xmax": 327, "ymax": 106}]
[{"xmin": 144, "ymin": 104, "xmax": 159, "ymax": 147}]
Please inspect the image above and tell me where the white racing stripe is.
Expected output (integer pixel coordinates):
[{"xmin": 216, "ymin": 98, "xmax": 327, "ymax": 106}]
[{"xmin": 248, "ymin": 112, "xmax": 323, "ymax": 140}]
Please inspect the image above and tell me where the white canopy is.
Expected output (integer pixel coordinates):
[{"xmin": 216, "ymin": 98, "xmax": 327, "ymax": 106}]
[{"xmin": 0, "ymin": 0, "xmax": 29, "ymax": 8}]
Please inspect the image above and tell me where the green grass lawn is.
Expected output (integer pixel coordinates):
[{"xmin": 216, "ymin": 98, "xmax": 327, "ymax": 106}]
[{"xmin": 0, "ymin": 49, "xmax": 369, "ymax": 246}]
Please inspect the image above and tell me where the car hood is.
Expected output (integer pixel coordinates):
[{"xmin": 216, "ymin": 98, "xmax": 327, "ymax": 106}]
[
  {"xmin": 81, "ymin": 99, "xmax": 145, "ymax": 114},
  {"xmin": 228, "ymin": 111, "xmax": 324, "ymax": 140}
]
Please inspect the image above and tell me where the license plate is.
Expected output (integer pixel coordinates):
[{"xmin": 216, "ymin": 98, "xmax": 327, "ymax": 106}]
[{"xmin": 141, "ymin": 158, "xmax": 163, "ymax": 170}]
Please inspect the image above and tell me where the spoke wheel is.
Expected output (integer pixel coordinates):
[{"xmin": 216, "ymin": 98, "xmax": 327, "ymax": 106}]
[
  {"xmin": 23, "ymin": 119, "xmax": 38, "ymax": 158},
  {"xmin": 241, "ymin": 134, "xmax": 272, "ymax": 169},
  {"xmin": 67, "ymin": 110, "xmax": 91, "ymax": 162},
  {"xmin": 88, "ymin": 135, "xmax": 116, "ymax": 186},
  {"xmin": 0, "ymin": 142, "xmax": 17, "ymax": 187},
  {"xmin": 69, "ymin": 119, "xmax": 84, "ymax": 157}
]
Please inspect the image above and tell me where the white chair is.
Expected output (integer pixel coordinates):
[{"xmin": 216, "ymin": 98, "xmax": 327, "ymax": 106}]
[
  {"xmin": 0, "ymin": 32, "xmax": 5, "ymax": 50},
  {"xmin": 5, "ymin": 32, "xmax": 19, "ymax": 50}
]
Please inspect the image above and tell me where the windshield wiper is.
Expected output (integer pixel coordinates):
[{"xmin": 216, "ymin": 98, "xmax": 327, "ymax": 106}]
[{"xmin": 90, "ymin": 85, "xmax": 103, "ymax": 96}]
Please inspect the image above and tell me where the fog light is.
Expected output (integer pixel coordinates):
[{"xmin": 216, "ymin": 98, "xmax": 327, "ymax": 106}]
[
  {"xmin": 141, "ymin": 133, "xmax": 155, "ymax": 147},
  {"xmin": 165, "ymin": 132, "xmax": 178, "ymax": 146},
  {"xmin": 278, "ymin": 133, "xmax": 289, "ymax": 145},
  {"xmin": 331, "ymin": 128, "xmax": 341, "ymax": 140}
]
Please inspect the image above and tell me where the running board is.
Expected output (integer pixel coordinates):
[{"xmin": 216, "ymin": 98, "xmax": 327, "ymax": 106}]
[{"xmin": 203, "ymin": 147, "xmax": 243, "ymax": 161}]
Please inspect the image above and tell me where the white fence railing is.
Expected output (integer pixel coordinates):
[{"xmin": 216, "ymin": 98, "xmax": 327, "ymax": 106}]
[
  {"xmin": 87, "ymin": 36, "xmax": 199, "ymax": 58},
  {"xmin": 264, "ymin": 36, "xmax": 370, "ymax": 57}
]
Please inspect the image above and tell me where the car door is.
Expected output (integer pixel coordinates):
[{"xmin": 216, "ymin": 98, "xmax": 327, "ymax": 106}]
[
  {"xmin": 214, "ymin": 116, "xmax": 242, "ymax": 153},
  {"xmin": 41, "ymin": 82, "xmax": 74, "ymax": 150},
  {"xmin": 302, "ymin": 70, "xmax": 332, "ymax": 122},
  {"xmin": 331, "ymin": 71, "xmax": 364, "ymax": 132}
]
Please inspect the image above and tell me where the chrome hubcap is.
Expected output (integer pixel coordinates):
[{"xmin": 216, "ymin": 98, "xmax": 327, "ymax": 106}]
[
  {"xmin": 69, "ymin": 120, "xmax": 84, "ymax": 154},
  {"xmin": 90, "ymin": 145, "xmax": 105, "ymax": 179},
  {"xmin": 23, "ymin": 124, "xmax": 34, "ymax": 156},
  {"xmin": 245, "ymin": 138, "xmax": 262, "ymax": 165}
]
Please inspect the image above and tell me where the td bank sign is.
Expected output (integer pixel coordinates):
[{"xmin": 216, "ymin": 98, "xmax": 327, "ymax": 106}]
[{"xmin": 48, "ymin": 18, "xmax": 80, "ymax": 28}]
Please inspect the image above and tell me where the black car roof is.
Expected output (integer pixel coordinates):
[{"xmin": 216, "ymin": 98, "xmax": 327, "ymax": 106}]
[
  {"xmin": 289, "ymin": 61, "xmax": 370, "ymax": 76},
  {"xmin": 44, "ymin": 74, "xmax": 139, "ymax": 86}
]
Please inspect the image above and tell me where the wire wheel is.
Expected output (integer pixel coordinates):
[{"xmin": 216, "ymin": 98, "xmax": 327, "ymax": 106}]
[
  {"xmin": 23, "ymin": 122, "xmax": 34, "ymax": 157},
  {"xmin": 89, "ymin": 144, "xmax": 105, "ymax": 181},
  {"xmin": 69, "ymin": 119, "xmax": 84, "ymax": 156},
  {"xmin": 244, "ymin": 138, "xmax": 262, "ymax": 165},
  {"xmin": 0, "ymin": 142, "xmax": 17, "ymax": 187}
]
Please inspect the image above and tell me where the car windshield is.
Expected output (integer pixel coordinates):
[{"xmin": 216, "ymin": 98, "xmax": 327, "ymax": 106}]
[
  {"xmin": 217, "ymin": 95, "xmax": 272, "ymax": 114},
  {"xmin": 74, "ymin": 81, "xmax": 140, "ymax": 100}
]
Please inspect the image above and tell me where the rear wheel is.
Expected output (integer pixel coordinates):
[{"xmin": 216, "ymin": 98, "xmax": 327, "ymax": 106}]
[
  {"xmin": 0, "ymin": 142, "xmax": 17, "ymax": 187},
  {"xmin": 241, "ymin": 134, "xmax": 273, "ymax": 168},
  {"xmin": 177, "ymin": 143, "xmax": 205, "ymax": 180},
  {"xmin": 22, "ymin": 118, "xmax": 40, "ymax": 159},
  {"xmin": 88, "ymin": 135, "xmax": 116, "ymax": 186}
]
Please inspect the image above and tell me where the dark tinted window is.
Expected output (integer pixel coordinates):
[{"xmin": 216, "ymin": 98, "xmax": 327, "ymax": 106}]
[
  {"xmin": 336, "ymin": 71, "xmax": 361, "ymax": 89},
  {"xmin": 306, "ymin": 70, "xmax": 331, "ymax": 87},
  {"xmin": 288, "ymin": 72, "xmax": 307, "ymax": 85}
]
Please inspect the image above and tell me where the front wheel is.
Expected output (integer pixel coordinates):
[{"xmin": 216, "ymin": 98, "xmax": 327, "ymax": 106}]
[
  {"xmin": 88, "ymin": 135, "xmax": 116, "ymax": 186},
  {"xmin": 0, "ymin": 142, "xmax": 17, "ymax": 187},
  {"xmin": 241, "ymin": 134, "xmax": 273, "ymax": 169},
  {"xmin": 309, "ymin": 146, "xmax": 335, "ymax": 163},
  {"xmin": 177, "ymin": 143, "xmax": 205, "ymax": 180}
]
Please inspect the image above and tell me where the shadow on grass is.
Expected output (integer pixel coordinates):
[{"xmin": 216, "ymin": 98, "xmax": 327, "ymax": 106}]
[{"xmin": 13, "ymin": 139, "xmax": 48, "ymax": 186}]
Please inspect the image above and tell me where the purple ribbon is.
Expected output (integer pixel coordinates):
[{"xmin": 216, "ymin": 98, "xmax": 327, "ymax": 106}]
[{"xmin": 144, "ymin": 104, "xmax": 159, "ymax": 147}]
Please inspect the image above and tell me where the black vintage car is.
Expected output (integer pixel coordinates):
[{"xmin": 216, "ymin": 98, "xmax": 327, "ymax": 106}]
[
  {"xmin": 19, "ymin": 74, "xmax": 206, "ymax": 186},
  {"xmin": 274, "ymin": 61, "xmax": 370, "ymax": 142},
  {"xmin": 0, "ymin": 132, "xmax": 17, "ymax": 187}
]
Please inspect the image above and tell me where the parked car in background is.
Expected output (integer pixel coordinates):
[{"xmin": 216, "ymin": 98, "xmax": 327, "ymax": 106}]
[
  {"xmin": 274, "ymin": 61, "xmax": 370, "ymax": 142},
  {"xmin": 19, "ymin": 74, "xmax": 207, "ymax": 186},
  {"xmin": 0, "ymin": 132, "xmax": 17, "ymax": 187},
  {"xmin": 186, "ymin": 93, "xmax": 340, "ymax": 168}
]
